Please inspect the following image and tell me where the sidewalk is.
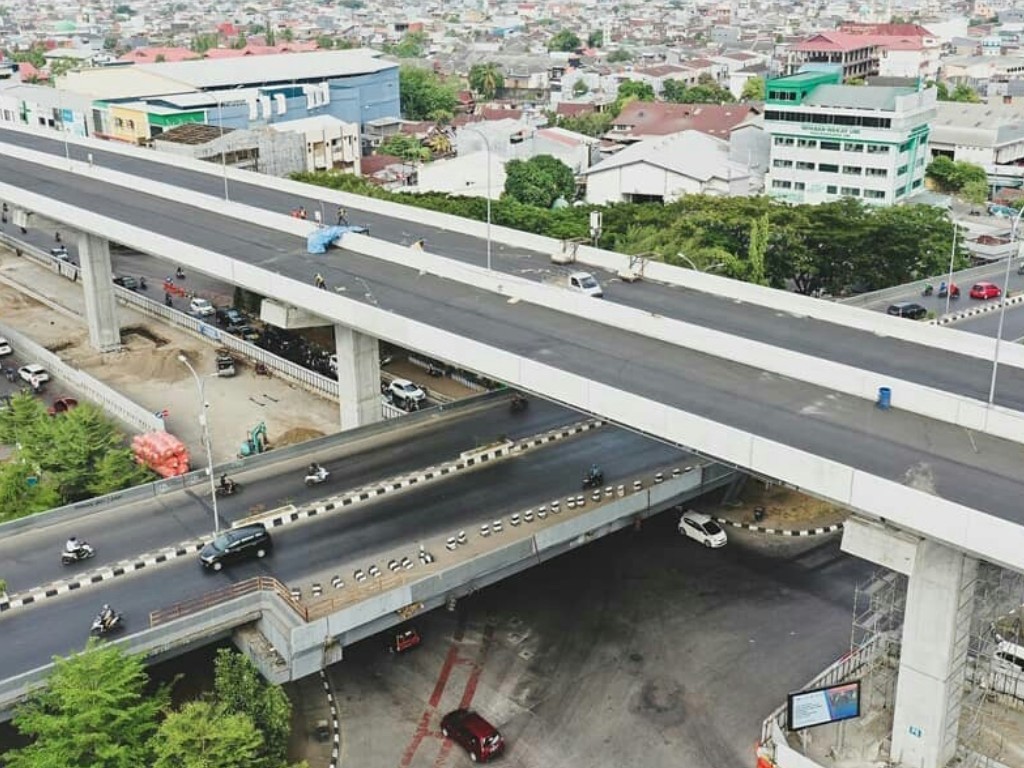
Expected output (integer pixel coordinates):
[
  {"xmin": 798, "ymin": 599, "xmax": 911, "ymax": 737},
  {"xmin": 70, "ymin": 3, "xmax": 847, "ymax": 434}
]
[
  {"xmin": 0, "ymin": 246, "xmax": 342, "ymax": 463},
  {"xmin": 286, "ymin": 672, "xmax": 338, "ymax": 768}
]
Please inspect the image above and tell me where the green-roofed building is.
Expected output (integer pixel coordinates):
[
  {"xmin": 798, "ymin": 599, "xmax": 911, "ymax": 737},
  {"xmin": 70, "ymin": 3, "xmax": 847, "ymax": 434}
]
[{"xmin": 763, "ymin": 71, "xmax": 936, "ymax": 206}]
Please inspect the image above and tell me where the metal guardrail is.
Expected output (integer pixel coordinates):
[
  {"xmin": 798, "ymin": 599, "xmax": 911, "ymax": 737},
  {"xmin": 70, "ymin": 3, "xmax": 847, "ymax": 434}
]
[
  {"xmin": 838, "ymin": 261, "xmax": 1013, "ymax": 308},
  {"xmin": 150, "ymin": 576, "xmax": 302, "ymax": 626}
]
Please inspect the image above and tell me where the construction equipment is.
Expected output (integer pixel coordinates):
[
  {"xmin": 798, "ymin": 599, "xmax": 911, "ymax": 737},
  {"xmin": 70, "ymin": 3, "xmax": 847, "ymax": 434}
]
[
  {"xmin": 215, "ymin": 348, "xmax": 236, "ymax": 377},
  {"xmin": 239, "ymin": 421, "xmax": 270, "ymax": 458}
]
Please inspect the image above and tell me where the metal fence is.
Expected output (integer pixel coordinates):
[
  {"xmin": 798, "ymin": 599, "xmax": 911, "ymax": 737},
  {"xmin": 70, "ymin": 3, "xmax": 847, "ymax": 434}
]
[{"xmin": 150, "ymin": 576, "xmax": 304, "ymax": 626}]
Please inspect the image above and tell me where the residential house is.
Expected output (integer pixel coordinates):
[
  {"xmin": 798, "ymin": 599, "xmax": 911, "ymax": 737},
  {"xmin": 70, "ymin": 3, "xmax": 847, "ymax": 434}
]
[
  {"xmin": 605, "ymin": 101, "xmax": 762, "ymax": 144},
  {"xmin": 786, "ymin": 31, "xmax": 879, "ymax": 81},
  {"xmin": 928, "ymin": 101, "xmax": 1024, "ymax": 166}
]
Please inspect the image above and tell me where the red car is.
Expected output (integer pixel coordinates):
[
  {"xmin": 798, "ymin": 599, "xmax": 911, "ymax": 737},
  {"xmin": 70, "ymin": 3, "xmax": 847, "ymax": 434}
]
[
  {"xmin": 48, "ymin": 397, "xmax": 79, "ymax": 416},
  {"xmin": 387, "ymin": 628, "xmax": 422, "ymax": 654},
  {"xmin": 970, "ymin": 282, "xmax": 1002, "ymax": 300},
  {"xmin": 440, "ymin": 709, "xmax": 505, "ymax": 763}
]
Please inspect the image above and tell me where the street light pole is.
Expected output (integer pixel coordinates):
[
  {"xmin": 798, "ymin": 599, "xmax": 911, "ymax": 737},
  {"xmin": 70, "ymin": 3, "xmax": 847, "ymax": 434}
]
[
  {"xmin": 215, "ymin": 95, "xmax": 229, "ymax": 202},
  {"xmin": 462, "ymin": 125, "xmax": 492, "ymax": 270},
  {"xmin": 987, "ymin": 205, "xmax": 1024, "ymax": 408},
  {"xmin": 945, "ymin": 221, "xmax": 957, "ymax": 317},
  {"xmin": 178, "ymin": 354, "xmax": 221, "ymax": 534}
]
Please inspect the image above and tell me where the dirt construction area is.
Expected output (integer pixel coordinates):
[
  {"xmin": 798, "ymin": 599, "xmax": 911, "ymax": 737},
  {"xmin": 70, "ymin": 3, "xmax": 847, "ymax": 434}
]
[{"xmin": 0, "ymin": 247, "xmax": 342, "ymax": 463}]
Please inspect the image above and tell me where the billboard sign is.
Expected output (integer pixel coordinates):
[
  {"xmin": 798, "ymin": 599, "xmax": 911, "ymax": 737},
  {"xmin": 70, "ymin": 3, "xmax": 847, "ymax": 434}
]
[{"xmin": 787, "ymin": 681, "xmax": 861, "ymax": 731}]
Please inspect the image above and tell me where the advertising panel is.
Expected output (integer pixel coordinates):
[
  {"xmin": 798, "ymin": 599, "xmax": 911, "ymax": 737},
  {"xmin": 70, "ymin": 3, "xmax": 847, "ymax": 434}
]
[{"xmin": 787, "ymin": 681, "xmax": 861, "ymax": 731}]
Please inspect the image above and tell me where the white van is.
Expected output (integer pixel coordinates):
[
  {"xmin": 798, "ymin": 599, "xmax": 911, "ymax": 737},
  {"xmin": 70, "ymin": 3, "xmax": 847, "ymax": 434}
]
[
  {"xmin": 987, "ymin": 640, "xmax": 1024, "ymax": 700},
  {"xmin": 568, "ymin": 271, "xmax": 603, "ymax": 298}
]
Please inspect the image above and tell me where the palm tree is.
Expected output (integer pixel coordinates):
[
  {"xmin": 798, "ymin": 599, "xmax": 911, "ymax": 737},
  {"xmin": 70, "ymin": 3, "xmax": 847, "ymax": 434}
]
[{"xmin": 469, "ymin": 63, "xmax": 504, "ymax": 100}]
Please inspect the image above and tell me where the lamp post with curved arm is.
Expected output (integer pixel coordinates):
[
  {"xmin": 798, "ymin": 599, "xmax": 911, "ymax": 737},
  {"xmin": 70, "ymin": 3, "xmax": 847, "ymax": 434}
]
[
  {"xmin": 178, "ymin": 354, "xmax": 221, "ymax": 534},
  {"xmin": 988, "ymin": 205, "xmax": 1024, "ymax": 409}
]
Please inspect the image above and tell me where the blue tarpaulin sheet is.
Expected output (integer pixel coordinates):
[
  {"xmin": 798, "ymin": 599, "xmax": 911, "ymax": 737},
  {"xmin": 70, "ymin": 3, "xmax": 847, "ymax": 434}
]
[{"xmin": 306, "ymin": 225, "xmax": 368, "ymax": 254}]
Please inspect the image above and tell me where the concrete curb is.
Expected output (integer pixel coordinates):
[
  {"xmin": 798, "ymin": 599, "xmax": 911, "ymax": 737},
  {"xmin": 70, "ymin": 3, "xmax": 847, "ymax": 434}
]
[
  {"xmin": 0, "ymin": 419, "xmax": 605, "ymax": 615},
  {"xmin": 713, "ymin": 517, "xmax": 844, "ymax": 537},
  {"xmin": 321, "ymin": 670, "xmax": 341, "ymax": 768},
  {"xmin": 932, "ymin": 293, "xmax": 1024, "ymax": 326}
]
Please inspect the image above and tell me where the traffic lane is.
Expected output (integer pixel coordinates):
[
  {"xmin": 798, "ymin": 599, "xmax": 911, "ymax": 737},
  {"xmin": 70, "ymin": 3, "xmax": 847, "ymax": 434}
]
[
  {"xmin": 0, "ymin": 426, "xmax": 688, "ymax": 679},
  {"xmin": 952, "ymin": 303, "xmax": 1024, "ymax": 340},
  {"xmin": 0, "ymin": 398, "xmax": 578, "ymax": 593},
  {"xmin": 260, "ymin": 426, "xmax": 691, "ymax": 584},
  {"xmin": 863, "ymin": 268, "xmax": 1024, "ymax": 313},
  {"xmin": 7, "ymin": 158, "xmax": 1024, "ymax": 521},
  {"xmin": 336, "ymin": 516, "xmax": 868, "ymax": 768},
  {"xmin": 10, "ymin": 132, "xmax": 1024, "ymax": 408}
]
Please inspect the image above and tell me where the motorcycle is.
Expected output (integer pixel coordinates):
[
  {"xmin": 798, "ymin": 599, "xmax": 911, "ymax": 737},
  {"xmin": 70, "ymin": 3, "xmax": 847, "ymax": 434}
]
[
  {"xmin": 921, "ymin": 284, "xmax": 934, "ymax": 297},
  {"xmin": 305, "ymin": 466, "xmax": 330, "ymax": 486},
  {"xmin": 61, "ymin": 542, "xmax": 96, "ymax": 566},
  {"xmin": 215, "ymin": 480, "xmax": 240, "ymax": 498},
  {"xmin": 582, "ymin": 468, "xmax": 605, "ymax": 490},
  {"xmin": 938, "ymin": 285, "xmax": 961, "ymax": 299},
  {"xmin": 510, "ymin": 394, "xmax": 528, "ymax": 413},
  {"xmin": 90, "ymin": 610, "xmax": 123, "ymax": 637},
  {"xmin": 138, "ymin": 276, "xmax": 148, "ymax": 291}
]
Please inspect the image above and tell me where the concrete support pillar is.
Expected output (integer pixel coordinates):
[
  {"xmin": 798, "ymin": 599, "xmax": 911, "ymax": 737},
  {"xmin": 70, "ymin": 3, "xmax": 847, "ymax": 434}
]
[
  {"xmin": 334, "ymin": 324, "xmax": 380, "ymax": 430},
  {"xmin": 890, "ymin": 540, "xmax": 977, "ymax": 768},
  {"xmin": 77, "ymin": 233, "xmax": 121, "ymax": 352}
]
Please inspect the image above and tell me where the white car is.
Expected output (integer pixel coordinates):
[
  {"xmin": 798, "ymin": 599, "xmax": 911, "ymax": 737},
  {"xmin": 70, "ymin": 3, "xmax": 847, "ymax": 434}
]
[
  {"xmin": 568, "ymin": 271, "xmax": 603, "ymax": 298},
  {"xmin": 0, "ymin": 337, "xmax": 11, "ymax": 356},
  {"xmin": 18, "ymin": 364, "xmax": 50, "ymax": 385},
  {"xmin": 388, "ymin": 378, "xmax": 426, "ymax": 405},
  {"xmin": 189, "ymin": 297, "xmax": 215, "ymax": 317},
  {"xmin": 678, "ymin": 510, "xmax": 727, "ymax": 548}
]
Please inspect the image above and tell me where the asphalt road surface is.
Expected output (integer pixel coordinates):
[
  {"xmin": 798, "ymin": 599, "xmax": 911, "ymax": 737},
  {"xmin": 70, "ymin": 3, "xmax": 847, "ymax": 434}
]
[
  {"xmin": 0, "ymin": 398, "xmax": 577, "ymax": 594},
  {"xmin": 0, "ymin": 419, "xmax": 690, "ymax": 683},
  {"xmin": 335, "ymin": 515, "xmax": 868, "ymax": 768},
  {"xmin": 4, "ymin": 149, "xmax": 1024, "ymax": 536}
]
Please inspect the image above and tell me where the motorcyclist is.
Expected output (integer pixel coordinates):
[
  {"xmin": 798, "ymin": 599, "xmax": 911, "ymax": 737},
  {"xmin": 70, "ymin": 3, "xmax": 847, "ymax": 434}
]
[
  {"xmin": 314, "ymin": 273, "xmax": 326, "ymax": 290},
  {"xmin": 588, "ymin": 463, "xmax": 601, "ymax": 481},
  {"xmin": 175, "ymin": 266, "xmax": 185, "ymax": 279},
  {"xmin": 65, "ymin": 536, "xmax": 81, "ymax": 555},
  {"xmin": 922, "ymin": 282, "xmax": 933, "ymax": 296},
  {"xmin": 308, "ymin": 462, "xmax": 322, "ymax": 477},
  {"xmin": 220, "ymin": 474, "xmax": 235, "ymax": 493},
  {"xmin": 99, "ymin": 604, "xmax": 115, "ymax": 629},
  {"xmin": 939, "ymin": 280, "xmax": 947, "ymax": 295}
]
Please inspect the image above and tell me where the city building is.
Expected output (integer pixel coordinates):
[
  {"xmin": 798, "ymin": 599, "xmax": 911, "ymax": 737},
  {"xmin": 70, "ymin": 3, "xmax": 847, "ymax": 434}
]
[
  {"xmin": 928, "ymin": 101, "xmax": 1024, "ymax": 166},
  {"xmin": 151, "ymin": 123, "xmax": 307, "ymax": 177},
  {"xmin": 786, "ymin": 31, "xmax": 879, "ymax": 81},
  {"xmin": 605, "ymin": 101, "xmax": 762, "ymax": 145},
  {"xmin": 581, "ymin": 129, "xmax": 752, "ymax": 205},
  {"xmin": 763, "ymin": 71, "xmax": 936, "ymax": 206}
]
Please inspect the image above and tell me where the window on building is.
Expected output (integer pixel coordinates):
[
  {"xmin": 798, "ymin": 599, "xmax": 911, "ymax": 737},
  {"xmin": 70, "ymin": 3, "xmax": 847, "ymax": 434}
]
[
  {"xmin": 796, "ymin": 161, "xmax": 815, "ymax": 170},
  {"xmin": 820, "ymin": 141, "xmax": 841, "ymax": 151},
  {"xmin": 773, "ymin": 137, "xmax": 795, "ymax": 146},
  {"xmin": 912, "ymin": 178, "xmax": 922, "ymax": 188},
  {"xmin": 826, "ymin": 185, "xmax": 838, "ymax": 194},
  {"xmin": 114, "ymin": 118, "xmax": 124, "ymax": 128},
  {"xmin": 843, "ymin": 166, "xmax": 863, "ymax": 175},
  {"xmin": 772, "ymin": 180, "xmax": 792, "ymax": 189},
  {"xmin": 773, "ymin": 159, "xmax": 794, "ymax": 168},
  {"xmin": 897, "ymin": 164, "xmax": 908, "ymax": 176},
  {"xmin": 794, "ymin": 181, "xmax": 806, "ymax": 190},
  {"xmin": 864, "ymin": 190, "xmax": 886, "ymax": 199},
  {"xmin": 844, "ymin": 143, "xmax": 864, "ymax": 152},
  {"xmin": 866, "ymin": 144, "xmax": 890, "ymax": 154},
  {"xmin": 797, "ymin": 139, "xmax": 817, "ymax": 148},
  {"xmin": 865, "ymin": 168, "xmax": 888, "ymax": 177},
  {"xmin": 840, "ymin": 187, "xmax": 861, "ymax": 197},
  {"xmin": 818, "ymin": 163, "xmax": 839, "ymax": 173}
]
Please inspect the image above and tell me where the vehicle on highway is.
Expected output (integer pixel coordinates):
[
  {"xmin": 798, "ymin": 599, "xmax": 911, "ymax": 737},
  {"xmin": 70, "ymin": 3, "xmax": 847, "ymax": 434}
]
[
  {"xmin": 61, "ymin": 540, "xmax": 95, "ymax": 565},
  {"xmin": 582, "ymin": 463, "xmax": 604, "ymax": 490},
  {"xmin": 678, "ymin": 510, "xmax": 728, "ymax": 548},
  {"xmin": 189, "ymin": 297, "xmax": 216, "ymax": 317},
  {"xmin": 113, "ymin": 275, "xmax": 138, "ymax": 290},
  {"xmin": 215, "ymin": 306, "xmax": 247, "ymax": 329},
  {"xmin": 388, "ymin": 627, "xmax": 422, "ymax": 654},
  {"xmin": 199, "ymin": 523, "xmax": 272, "ymax": 571},
  {"xmin": 970, "ymin": 282, "xmax": 1002, "ymax": 300},
  {"xmin": 0, "ymin": 337, "xmax": 11, "ymax": 356},
  {"xmin": 568, "ymin": 271, "xmax": 603, "ymax": 298},
  {"xmin": 90, "ymin": 605, "xmax": 123, "ymax": 636},
  {"xmin": 440, "ymin": 709, "xmax": 505, "ymax": 763},
  {"xmin": 886, "ymin": 302, "xmax": 927, "ymax": 320},
  {"xmin": 305, "ymin": 463, "xmax": 330, "ymax": 486},
  {"xmin": 18, "ymin": 364, "xmax": 49, "ymax": 385},
  {"xmin": 48, "ymin": 396, "xmax": 78, "ymax": 416},
  {"xmin": 50, "ymin": 245, "xmax": 70, "ymax": 261},
  {"xmin": 388, "ymin": 378, "xmax": 426, "ymax": 408}
]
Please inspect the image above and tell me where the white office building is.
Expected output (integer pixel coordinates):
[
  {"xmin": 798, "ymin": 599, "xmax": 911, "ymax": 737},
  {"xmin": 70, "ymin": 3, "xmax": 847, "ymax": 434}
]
[{"xmin": 763, "ymin": 71, "xmax": 936, "ymax": 206}]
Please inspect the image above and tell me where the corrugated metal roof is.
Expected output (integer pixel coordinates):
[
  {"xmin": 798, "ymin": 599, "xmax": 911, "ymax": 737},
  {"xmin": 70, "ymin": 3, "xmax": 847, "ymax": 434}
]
[
  {"xmin": 802, "ymin": 84, "xmax": 914, "ymax": 110},
  {"xmin": 583, "ymin": 129, "xmax": 749, "ymax": 182}
]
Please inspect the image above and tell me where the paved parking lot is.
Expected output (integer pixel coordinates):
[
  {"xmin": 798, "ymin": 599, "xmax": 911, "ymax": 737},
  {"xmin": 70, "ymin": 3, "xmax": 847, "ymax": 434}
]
[{"xmin": 330, "ymin": 509, "xmax": 867, "ymax": 768}]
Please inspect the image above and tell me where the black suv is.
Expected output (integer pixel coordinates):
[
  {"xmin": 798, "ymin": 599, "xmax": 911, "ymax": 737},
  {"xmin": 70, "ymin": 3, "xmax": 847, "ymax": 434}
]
[
  {"xmin": 215, "ymin": 307, "xmax": 246, "ymax": 330},
  {"xmin": 886, "ymin": 302, "xmax": 927, "ymax": 320},
  {"xmin": 113, "ymin": 275, "xmax": 138, "ymax": 290},
  {"xmin": 199, "ymin": 523, "xmax": 272, "ymax": 571}
]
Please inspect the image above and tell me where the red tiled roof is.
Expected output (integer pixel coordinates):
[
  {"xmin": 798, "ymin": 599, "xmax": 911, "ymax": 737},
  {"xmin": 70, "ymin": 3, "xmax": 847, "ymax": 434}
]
[
  {"xmin": 480, "ymin": 107, "xmax": 523, "ymax": 120},
  {"xmin": 612, "ymin": 101, "xmax": 759, "ymax": 139},
  {"xmin": 636, "ymin": 64, "xmax": 688, "ymax": 78},
  {"xmin": 204, "ymin": 42, "xmax": 319, "ymax": 58},
  {"xmin": 118, "ymin": 46, "xmax": 201, "ymax": 63},
  {"xmin": 839, "ymin": 22, "xmax": 934, "ymax": 37},
  {"xmin": 556, "ymin": 102, "xmax": 596, "ymax": 117},
  {"xmin": 792, "ymin": 31, "xmax": 878, "ymax": 53},
  {"xmin": 683, "ymin": 58, "xmax": 716, "ymax": 68},
  {"xmin": 17, "ymin": 61, "xmax": 47, "ymax": 79},
  {"xmin": 362, "ymin": 154, "xmax": 405, "ymax": 175}
]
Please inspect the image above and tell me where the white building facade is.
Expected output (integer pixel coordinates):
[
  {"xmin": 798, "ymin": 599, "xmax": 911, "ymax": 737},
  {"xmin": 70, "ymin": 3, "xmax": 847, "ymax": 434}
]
[{"xmin": 763, "ymin": 71, "xmax": 935, "ymax": 206}]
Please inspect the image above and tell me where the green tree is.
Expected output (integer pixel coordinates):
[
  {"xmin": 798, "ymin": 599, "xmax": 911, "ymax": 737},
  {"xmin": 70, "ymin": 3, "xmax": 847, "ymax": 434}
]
[
  {"xmin": 961, "ymin": 177, "xmax": 989, "ymax": 207},
  {"xmin": 152, "ymin": 701, "xmax": 264, "ymax": 768},
  {"xmin": 548, "ymin": 29, "xmax": 581, "ymax": 52},
  {"xmin": 612, "ymin": 79, "xmax": 655, "ymax": 114},
  {"xmin": 399, "ymin": 65, "xmax": 458, "ymax": 119},
  {"xmin": 281, "ymin": 27, "xmax": 294, "ymax": 42},
  {"xmin": 113, "ymin": 3, "xmax": 134, "ymax": 14},
  {"xmin": 504, "ymin": 154, "xmax": 576, "ymax": 208},
  {"xmin": 927, "ymin": 157, "xmax": 986, "ymax": 193},
  {"xmin": 667, "ymin": 73, "xmax": 734, "ymax": 104},
  {"xmin": 378, "ymin": 133, "xmax": 429, "ymax": 162},
  {"xmin": 661, "ymin": 79, "xmax": 688, "ymax": 102},
  {"xmin": 572, "ymin": 79, "xmax": 589, "ymax": 96},
  {"xmin": 746, "ymin": 213, "xmax": 769, "ymax": 285},
  {"xmin": 316, "ymin": 35, "xmax": 335, "ymax": 49},
  {"xmin": 7, "ymin": 640, "xmax": 166, "ymax": 768},
  {"xmin": 587, "ymin": 29, "xmax": 603, "ymax": 48},
  {"xmin": 211, "ymin": 649, "xmax": 293, "ymax": 766},
  {"xmin": 192, "ymin": 33, "xmax": 219, "ymax": 53},
  {"xmin": 552, "ymin": 110, "xmax": 612, "ymax": 137},
  {"xmin": 740, "ymin": 76, "xmax": 765, "ymax": 101},
  {"xmin": 468, "ymin": 63, "xmax": 504, "ymax": 99},
  {"xmin": 12, "ymin": 48, "xmax": 45, "ymax": 68},
  {"xmin": 607, "ymin": 48, "xmax": 632, "ymax": 63},
  {"xmin": 389, "ymin": 31, "xmax": 428, "ymax": 58},
  {"xmin": 950, "ymin": 82, "xmax": 981, "ymax": 103}
]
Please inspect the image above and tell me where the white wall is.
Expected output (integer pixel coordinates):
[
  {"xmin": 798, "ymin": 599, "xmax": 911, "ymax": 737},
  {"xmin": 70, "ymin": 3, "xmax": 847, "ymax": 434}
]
[{"xmin": 585, "ymin": 163, "xmax": 700, "ymax": 204}]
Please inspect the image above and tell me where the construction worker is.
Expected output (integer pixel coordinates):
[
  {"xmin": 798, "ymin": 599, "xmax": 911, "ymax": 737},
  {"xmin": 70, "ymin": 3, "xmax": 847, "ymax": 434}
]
[{"xmin": 337, "ymin": 206, "xmax": 348, "ymax": 225}]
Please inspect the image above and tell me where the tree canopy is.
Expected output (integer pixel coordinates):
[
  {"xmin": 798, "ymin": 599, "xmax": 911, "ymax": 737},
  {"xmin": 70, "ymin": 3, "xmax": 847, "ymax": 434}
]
[
  {"xmin": 468, "ymin": 63, "xmax": 503, "ymax": 99},
  {"xmin": 378, "ymin": 133, "xmax": 430, "ymax": 162},
  {"xmin": 662, "ymin": 74, "xmax": 735, "ymax": 104},
  {"xmin": 548, "ymin": 29, "xmax": 581, "ymax": 52},
  {"xmin": 612, "ymin": 79, "xmax": 655, "ymax": 114},
  {"xmin": 399, "ymin": 65, "xmax": 458, "ymax": 120},
  {"xmin": 607, "ymin": 48, "xmax": 632, "ymax": 63},
  {"xmin": 212, "ymin": 648, "xmax": 293, "ymax": 766},
  {"xmin": 0, "ymin": 394, "xmax": 153, "ymax": 520},
  {"xmin": 386, "ymin": 31, "xmax": 428, "ymax": 58},
  {"xmin": 933, "ymin": 81, "xmax": 981, "ymax": 103},
  {"xmin": 503, "ymin": 155, "xmax": 576, "ymax": 208},
  {"xmin": 926, "ymin": 156, "xmax": 986, "ymax": 193},
  {"xmin": 740, "ymin": 76, "xmax": 765, "ymax": 101}
]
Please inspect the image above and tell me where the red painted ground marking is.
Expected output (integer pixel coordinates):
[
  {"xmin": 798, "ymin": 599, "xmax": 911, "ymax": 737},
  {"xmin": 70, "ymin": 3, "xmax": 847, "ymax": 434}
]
[
  {"xmin": 399, "ymin": 711, "xmax": 433, "ymax": 768},
  {"xmin": 458, "ymin": 625, "xmax": 494, "ymax": 709},
  {"xmin": 429, "ymin": 645, "xmax": 461, "ymax": 708},
  {"xmin": 431, "ymin": 739, "xmax": 455, "ymax": 768}
]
